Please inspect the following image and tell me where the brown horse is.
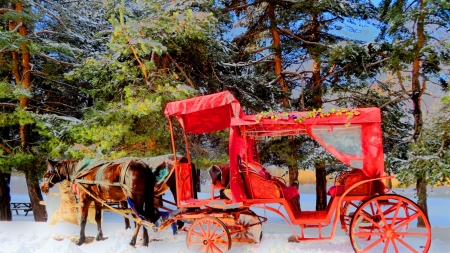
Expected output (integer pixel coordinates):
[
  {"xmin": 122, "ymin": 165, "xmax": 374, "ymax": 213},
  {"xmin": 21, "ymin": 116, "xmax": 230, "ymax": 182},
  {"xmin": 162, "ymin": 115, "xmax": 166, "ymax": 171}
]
[{"xmin": 41, "ymin": 158, "xmax": 160, "ymax": 246}]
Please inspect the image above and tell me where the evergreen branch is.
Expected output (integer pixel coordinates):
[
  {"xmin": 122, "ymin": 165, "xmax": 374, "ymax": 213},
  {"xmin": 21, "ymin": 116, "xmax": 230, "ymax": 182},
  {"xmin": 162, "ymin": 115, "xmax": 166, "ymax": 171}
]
[
  {"xmin": 30, "ymin": 2, "xmax": 69, "ymax": 31},
  {"xmin": 278, "ymin": 28, "xmax": 329, "ymax": 47},
  {"xmin": 224, "ymin": 2, "xmax": 259, "ymax": 12},
  {"xmin": 222, "ymin": 53, "xmax": 275, "ymax": 67},
  {"xmin": 121, "ymin": 28, "xmax": 148, "ymax": 85},
  {"xmin": 210, "ymin": 63, "xmax": 225, "ymax": 85},
  {"xmin": 29, "ymin": 30, "xmax": 60, "ymax": 38},
  {"xmin": 0, "ymin": 103, "xmax": 18, "ymax": 108},
  {"xmin": 9, "ymin": 22, "xmax": 23, "ymax": 33},
  {"xmin": 320, "ymin": 62, "xmax": 353, "ymax": 82},
  {"xmin": 0, "ymin": 8, "xmax": 12, "ymax": 14},
  {"xmin": 246, "ymin": 46, "xmax": 271, "ymax": 55},
  {"xmin": 38, "ymin": 53, "xmax": 76, "ymax": 66},
  {"xmin": 165, "ymin": 53, "xmax": 194, "ymax": 87},
  {"xmin": 0, "ymin": 143, "xmax": 12, "ymax": 154},
  {"xmin": 379, "ymin": 91, "xmax": 413, "ymax": 108},
  {"xmin": 267, "ymin": 75, "xmax": 283, "ymax": 86},
  {"xmin": 32, "ymin": 73, "xmax": 78, "ymax": 89}
]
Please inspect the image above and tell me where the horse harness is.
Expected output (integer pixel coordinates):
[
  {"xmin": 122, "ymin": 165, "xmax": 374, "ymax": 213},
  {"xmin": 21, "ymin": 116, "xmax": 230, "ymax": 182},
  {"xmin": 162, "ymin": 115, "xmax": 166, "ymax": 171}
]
[{"xmin": 72, "ymin": 159, "xmax": 144, "ymax": 197}]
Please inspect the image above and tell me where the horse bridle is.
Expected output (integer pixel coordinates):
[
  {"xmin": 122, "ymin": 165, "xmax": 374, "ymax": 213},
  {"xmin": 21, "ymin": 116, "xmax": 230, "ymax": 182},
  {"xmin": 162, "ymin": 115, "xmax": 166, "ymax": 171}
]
[{"xmin": 45, "ymin": 164, "xmax": 63, "ymax": 188}]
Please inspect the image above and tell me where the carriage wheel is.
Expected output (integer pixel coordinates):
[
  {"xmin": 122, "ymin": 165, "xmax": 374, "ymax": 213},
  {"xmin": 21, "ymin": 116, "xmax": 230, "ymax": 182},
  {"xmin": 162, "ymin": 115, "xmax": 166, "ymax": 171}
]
[
  {"xmin": 187, "ymin": 217, "xmax": 231, "ymax": 253},
  {"xmin": 341, "ymin": 200, "xmax": 363, "ymax": 233},
  {"xmin": 349, "ymin": 195, "xmax": 431, "ymax": 253},
  {"xmin": 231, "ymin": 211, "xmax": 262, "ymax": 243}
]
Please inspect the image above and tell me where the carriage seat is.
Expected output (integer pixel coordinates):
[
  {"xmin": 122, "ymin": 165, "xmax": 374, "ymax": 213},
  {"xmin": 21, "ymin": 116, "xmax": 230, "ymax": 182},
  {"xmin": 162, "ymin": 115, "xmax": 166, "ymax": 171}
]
[
  {"xmin": 208, "ymin": 164, "xmax": 230, "ymax": 189},
  {"xmin": 327, "ymin": 168, "xmax": 386, "ymax": 197},
  {"xmin": 240, "ymin": 162, "xmax": 299, "ymax": 201}
]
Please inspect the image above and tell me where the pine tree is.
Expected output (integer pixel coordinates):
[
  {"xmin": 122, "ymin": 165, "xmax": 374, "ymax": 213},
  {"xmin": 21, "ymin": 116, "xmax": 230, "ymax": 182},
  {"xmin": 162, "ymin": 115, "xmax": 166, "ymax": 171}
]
[
  {"xmin": 378, "ymin": 0, "xmax": 450, "ymax": 226},
  {"xmin": 227, "ymin": 0, "xmax": 380, "ymax": 210},
  {"xmin": 62, "ymin": 0, "xmax": 224, "ymax": 159},
  {"xmin": 0, "ymin": 0, "xmax": 110, "ymax": 221}
]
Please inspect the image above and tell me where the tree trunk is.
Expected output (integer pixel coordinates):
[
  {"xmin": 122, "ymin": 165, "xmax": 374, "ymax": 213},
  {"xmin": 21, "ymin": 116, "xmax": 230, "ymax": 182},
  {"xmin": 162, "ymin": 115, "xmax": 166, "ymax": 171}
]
[
  {"xmin": 268, "ymin": 3, "xmax": 289, "ymax": 108},
  {"xmin": 385, "ymin": 171, "xmax": 393, "ymax": 189},
  {"xmin": 315, "ymin": 160, "xmax": 327, "ymax": 211},
  {"xmin": 25, "ymin": 168, "xmax": 47, "ymax": 221},
  {"xmin": 308, "ymin": 11, "xmax": 327, "ymax": 210},
  {"xmin": 412, "ymin": 0, "xmax": 428, "ymax": 227},
  {"xmin": 288, "ymin": 164, "xmax": 299, "ymax": 186},
  {"xmin": 0, "ymin": 172, "xmax": 12, "ymax": 221},
  {"xmin": 15, "ymin": 2, "xmax": 46, "ymax": 222},
  {"xmin": 416, "ymin": 177, "xmax": 428, "ymax": 227}
]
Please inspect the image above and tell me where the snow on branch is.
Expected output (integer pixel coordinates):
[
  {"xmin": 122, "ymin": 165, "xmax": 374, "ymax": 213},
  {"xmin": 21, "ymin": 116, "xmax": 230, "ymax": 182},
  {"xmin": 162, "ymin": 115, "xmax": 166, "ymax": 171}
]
[
  {"xmin": 279, "ymin": 28, "xmax": 330, "ymax": 47},
  {"xmin": 222, "ymin": 53, "xmax": 274, "ymax": 67}
]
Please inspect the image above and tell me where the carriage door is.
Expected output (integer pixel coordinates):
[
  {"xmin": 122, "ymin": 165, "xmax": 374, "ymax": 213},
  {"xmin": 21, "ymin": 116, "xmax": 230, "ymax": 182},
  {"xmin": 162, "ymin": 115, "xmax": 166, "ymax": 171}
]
[{"xmin": 176, "ymin": 161, "xmax": 194, "ymax": 205}]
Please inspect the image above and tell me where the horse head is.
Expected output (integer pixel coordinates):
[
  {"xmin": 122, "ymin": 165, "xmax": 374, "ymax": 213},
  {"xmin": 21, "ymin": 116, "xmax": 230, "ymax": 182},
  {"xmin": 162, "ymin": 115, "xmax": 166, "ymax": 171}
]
[{"xmin": 41, "ymin": 159, "xmax": 66, "ymax": 194}]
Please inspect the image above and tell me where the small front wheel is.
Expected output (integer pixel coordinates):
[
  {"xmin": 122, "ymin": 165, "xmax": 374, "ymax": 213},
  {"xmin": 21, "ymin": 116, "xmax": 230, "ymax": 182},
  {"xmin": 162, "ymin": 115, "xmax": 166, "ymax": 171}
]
[
  {"xmin": 349, "ymin": 194, "xmax": 431, "ymax": 253},
  {"xmin": 187, "ymin": 216, "xmax": 231, "ymax": 253}
]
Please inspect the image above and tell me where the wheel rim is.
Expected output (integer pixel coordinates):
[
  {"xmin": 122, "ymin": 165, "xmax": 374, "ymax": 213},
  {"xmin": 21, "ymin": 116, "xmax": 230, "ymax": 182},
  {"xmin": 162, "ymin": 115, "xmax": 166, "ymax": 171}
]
[
  {"xmin": 187, "ymin": 217, "xmax": 231, "ymax": 253},
  {"xmin": 231, "ymin": 212, "xmax": 262, "ymax": 243},
  {"xmin": 350, "ymin": 195, "xmax": 431, "ymax": 253}
]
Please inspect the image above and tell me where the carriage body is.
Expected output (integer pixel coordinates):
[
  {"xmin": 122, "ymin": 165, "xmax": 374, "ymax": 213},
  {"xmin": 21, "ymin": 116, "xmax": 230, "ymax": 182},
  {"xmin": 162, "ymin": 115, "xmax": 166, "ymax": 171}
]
[{"xmin": 163, "ymin": 91, "xmax": 431, "ymax": 253}]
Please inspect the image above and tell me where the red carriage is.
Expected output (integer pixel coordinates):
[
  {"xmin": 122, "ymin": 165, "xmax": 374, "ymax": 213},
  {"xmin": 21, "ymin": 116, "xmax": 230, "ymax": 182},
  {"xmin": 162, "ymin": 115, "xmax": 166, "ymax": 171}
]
[{"xmin": 159, "ymin": 91, "xmax": 431, "ymax": 253}]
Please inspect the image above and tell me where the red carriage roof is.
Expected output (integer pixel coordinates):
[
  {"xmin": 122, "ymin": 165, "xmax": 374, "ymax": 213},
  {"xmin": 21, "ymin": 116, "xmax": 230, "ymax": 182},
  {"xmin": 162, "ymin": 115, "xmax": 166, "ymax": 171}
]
[{"xmin": 164, "ymin": 91, "xmax": 244, "ymax": 133}]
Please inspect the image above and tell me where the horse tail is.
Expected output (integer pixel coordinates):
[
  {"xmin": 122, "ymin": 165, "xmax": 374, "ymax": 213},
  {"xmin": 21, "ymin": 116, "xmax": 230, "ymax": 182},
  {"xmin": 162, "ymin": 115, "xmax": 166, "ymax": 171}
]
[{"xmin": 143, "ymin": 163, "xmax": 160, "ymax": 223}]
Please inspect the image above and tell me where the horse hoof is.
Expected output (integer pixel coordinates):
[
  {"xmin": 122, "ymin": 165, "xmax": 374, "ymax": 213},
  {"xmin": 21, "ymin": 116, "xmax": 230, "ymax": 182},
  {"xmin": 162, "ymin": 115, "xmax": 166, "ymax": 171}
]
[
  {"xmin": 75, "ymin": 237, "xmax": 85, "ymax": 246},
  {"xmin": 129, "ymin": 241, "xmax": 136, "ymax": 246},
  {"xmin": 95, "ymin": 236, "xmax": 106, "ymax": 241}
]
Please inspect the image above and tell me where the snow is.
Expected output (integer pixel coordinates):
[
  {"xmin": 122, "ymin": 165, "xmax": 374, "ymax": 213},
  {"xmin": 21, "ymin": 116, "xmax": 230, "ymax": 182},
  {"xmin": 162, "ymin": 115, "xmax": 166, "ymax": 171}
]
[{"xmin": 2, "ymin": 179, "xmax": 450, "ymax": 253}]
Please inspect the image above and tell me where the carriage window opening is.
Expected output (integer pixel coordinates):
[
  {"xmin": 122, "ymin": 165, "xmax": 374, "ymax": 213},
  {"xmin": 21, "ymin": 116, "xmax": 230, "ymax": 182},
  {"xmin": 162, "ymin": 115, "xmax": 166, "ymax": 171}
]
[{"xmin": 312, "ymin": 125, "xmax": 362, "ymax": 157}]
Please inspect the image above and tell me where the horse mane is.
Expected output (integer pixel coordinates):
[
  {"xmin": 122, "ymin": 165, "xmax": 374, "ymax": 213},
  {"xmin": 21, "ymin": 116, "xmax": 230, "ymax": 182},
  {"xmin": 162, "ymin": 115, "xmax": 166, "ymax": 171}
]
[{"xmin": 58, "ymin": 160, "xmax": 79, "ymax": 178}]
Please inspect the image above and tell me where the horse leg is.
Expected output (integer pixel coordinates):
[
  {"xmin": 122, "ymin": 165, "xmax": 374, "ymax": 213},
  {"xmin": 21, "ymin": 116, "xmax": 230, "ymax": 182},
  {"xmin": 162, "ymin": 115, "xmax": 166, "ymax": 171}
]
[
  {"xmin": 142, "ymin": 226, "xmax": 149, "ymax": 247},
  {"xmin": 129, "ymin": 217, "xmax": 140, "ymax": 246},
  {"xmin": 75, "ymin": 196, "xmax": 92, "ymax": 245},
  {"xmin": 94, "ymin": 201, "xmax": 106, "ymax": 241},
  {"xmin": 120, "ymin": 201, "xmax": 131, "ymax": 229}
]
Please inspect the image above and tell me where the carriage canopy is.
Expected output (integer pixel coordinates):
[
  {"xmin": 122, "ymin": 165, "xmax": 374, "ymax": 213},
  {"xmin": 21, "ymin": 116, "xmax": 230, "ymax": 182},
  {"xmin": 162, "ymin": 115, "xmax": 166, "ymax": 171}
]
[{"xmin": 164, "ymin": 91, "xmax": 244, "ymax": 133}]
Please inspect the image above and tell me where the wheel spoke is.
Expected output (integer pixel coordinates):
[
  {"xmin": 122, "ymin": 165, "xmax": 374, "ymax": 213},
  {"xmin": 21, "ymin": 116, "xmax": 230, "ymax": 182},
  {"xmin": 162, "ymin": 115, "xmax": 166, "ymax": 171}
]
[
  {"xmin": 392, "ymin": 237, "xmax": 400, "ymax": 253},
  {"xmin": 211, "ymin": 242, "xmax": 225, "ymax": 253},
  {"xmin": 199, "ymin": 221, "xmax": 207, "ymax": 238},
  {"xmin": 374, "ymin": 200, "xmax": 389, "ymax": 229},
  {"xmin": 391, "ymin": 199, "xmax": 402, "ymax": 227},
  {"xmin": 353, "ymin": 231, "xmax": 384, "ymax": 237},
  {"xmin": 207, "ymin": 220, "xmax": 211, "ymax": 238},
  {"xmin": 393, "ymin": 213, "xmax": 420, "ymax": 231},
  {"xmin": 211, "ymin": 231, "xmax": 227, "ymax": 241},
  {"xmin": 357, "ymin": 212, "xmax": 384, "ymax": 230},
  {"xmin": 382, "ymin": 237, "xmax": 391, "ymax": 253},
  {"xmin": 396, "ymin": 232, "xmax": 429, "ymax": 237},
  {"xmin": 196, "ymin": 244, "xmax": 206, "ymax": 253},
  {"xmin": 190, "ymin": 230, "xmax": 204, "ymax": 239},
  {"xmin": 358, "ymin": 236, "xmax": 386, "ymax": 252},
  {"xmin": 189, "ymin": 241, "xmax": 204, "ymax": 245},
  {"xmin": 210, "ymin": 223, "xmax": 219, "ymax": 239},
  {"xmin": 394, "ymin": 237, "xmax": 419, "ymax": 253}
]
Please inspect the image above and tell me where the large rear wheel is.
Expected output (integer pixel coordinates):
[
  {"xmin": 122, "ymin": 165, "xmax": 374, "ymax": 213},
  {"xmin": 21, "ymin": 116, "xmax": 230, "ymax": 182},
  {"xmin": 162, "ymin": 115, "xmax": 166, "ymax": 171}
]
[
  {"xmin": 349, "ymin": 194, "xmax": 431, "ymax": 253},
  {"xmin": 186, "ymin": 216, "xmax": 231, "ymax": 253}
]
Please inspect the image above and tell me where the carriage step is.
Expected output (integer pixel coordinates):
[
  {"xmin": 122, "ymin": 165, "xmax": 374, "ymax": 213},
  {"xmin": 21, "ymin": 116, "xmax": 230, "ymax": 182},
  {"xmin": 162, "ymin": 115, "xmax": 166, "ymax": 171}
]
[{"xmin": 294, "ymin": 211, "xmax": 327, "ymax": 220}]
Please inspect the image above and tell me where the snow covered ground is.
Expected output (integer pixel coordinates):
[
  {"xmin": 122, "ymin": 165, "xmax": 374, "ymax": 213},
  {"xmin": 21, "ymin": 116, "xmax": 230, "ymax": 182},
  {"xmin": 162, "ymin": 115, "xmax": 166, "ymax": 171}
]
[{"xmin": 1, "ymin": 177, "xmax": 450, "ymax": 253}]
